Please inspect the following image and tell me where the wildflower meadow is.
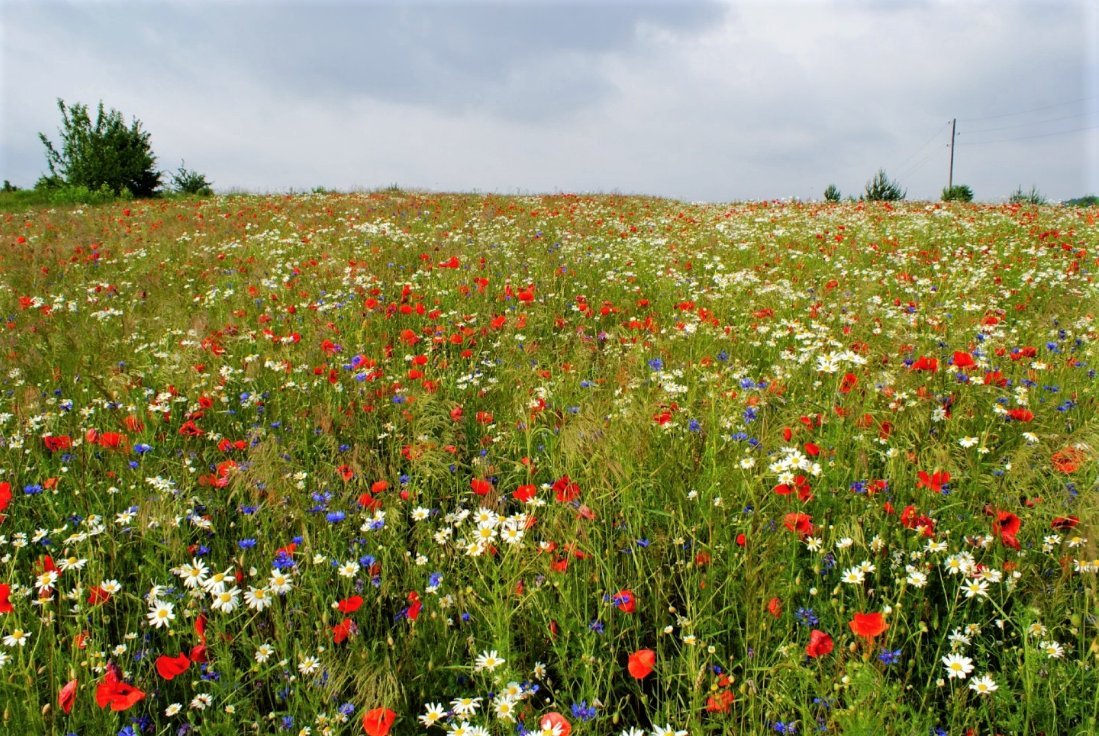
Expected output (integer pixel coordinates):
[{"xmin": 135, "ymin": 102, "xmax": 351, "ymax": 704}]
[{"xmin": 0, "ymin": 193, "xmax": 1096, "ymax": 736}]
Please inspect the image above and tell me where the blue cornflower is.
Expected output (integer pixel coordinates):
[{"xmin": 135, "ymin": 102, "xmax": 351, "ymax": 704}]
[
  {"xmin": 795, "ymin": 607, "xmax": 819, "ymax": 627},
  {"xmin": 571, "ymin": 701, "xmax": 598, "ymax": 722},
  {"xmin": 237, "ymin": 538, "xmax": 257, "ymax": 550},
  {"xmin": 648, "ymin": 357, "xmax": 664, "ymax": 371},
  {"xmin": 878, "ymin": 648, "xmax": 902, "ymax": 665},
  {"xmin": 326, "ymin": 511, "xmax": 346, "ymax": 524}
]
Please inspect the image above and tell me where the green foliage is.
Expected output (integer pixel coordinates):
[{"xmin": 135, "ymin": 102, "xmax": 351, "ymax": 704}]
[
  {"xmin": 170, "ymin": 161, "xmax": 214, "ymax": 196},
  {"xmin": 2, "ymin": 179, "xmax": 18, "ymax": 193},
  {"xmin": 862, "ymin": 169, "xmax": 906, "ymax": 201},
  {"xmin": 1008, "ymin": 185, "xmax": 1045, "ymax": 205},
  {"xmin": 38, "ymin": 99, "xmax": 161, "ymax": 198},
  {"xmin": 941, "ymin": 184, "xmax": 974, "ymax": 202},
  {"xmin": 823, "ymin": 184, "xmax": 842, "ymax": 203},
  {"xmin": 1065, "ymin": 195, "xmax": 1098, "ymax": 207}
]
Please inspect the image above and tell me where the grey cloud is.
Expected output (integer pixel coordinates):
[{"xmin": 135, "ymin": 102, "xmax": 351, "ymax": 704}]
[{"xmin": 16, "ymin": 1, "xmax": 726, "ymax": 120}]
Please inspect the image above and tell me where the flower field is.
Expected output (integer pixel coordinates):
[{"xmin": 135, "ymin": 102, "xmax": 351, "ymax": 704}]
[{"xmin": 0, "ymin": 193, "xmax": 1096, "ymax": 736}]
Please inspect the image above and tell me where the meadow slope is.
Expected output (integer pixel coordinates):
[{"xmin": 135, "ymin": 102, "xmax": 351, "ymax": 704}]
[{"xmin": 0, "ymin": 194, "xmax": 1097, "ymax": 736}]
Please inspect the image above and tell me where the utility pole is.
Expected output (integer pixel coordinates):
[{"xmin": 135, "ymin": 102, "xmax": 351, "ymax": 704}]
[{"xmin": 948, "ymin": 118, "xmax": 956, "ymax": 190}]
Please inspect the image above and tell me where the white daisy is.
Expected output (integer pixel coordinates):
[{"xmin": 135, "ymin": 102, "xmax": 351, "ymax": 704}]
[
  {"xmin": 177, "ymin": 559, "xmax": 208, "ymax": 588},
  {"xmin": 941, "ymin": 653, "xmax": 974, "ymax": 679},
  {"xmin": 418, "ymin": 702, "xmax": 446, "ymax": 728},
  {"xmin": 969, "ymin": 674, "xmax": 998, "ymax": 695},
  {"xmin": 244, "ymin": 586, "xmax": 273, "ymax": 611},
  {"xmin": 2, "ymin": 629, "xmax": 30, "ymax": 647},
  {"xmin": 147, "ymin": 599, "xmax": 175, "ymax": 629},
  {"xmin": 210, "ymin": 587, "xmax": 240, "ymax": 613}
]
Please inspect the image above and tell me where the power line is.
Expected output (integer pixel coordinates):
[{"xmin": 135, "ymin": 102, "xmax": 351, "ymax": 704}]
[
  {"xmin": 958, "ymin": 95, "xmax": 1097, "ymax": 123},
  {"xmin": 957, "ymin": 123, "xmax": 1099, "ymax": 146},
  {"xmin": 963, "ymin": 111, "xmax": 1087, "ymax": 135},
  {"xmin": 896, "ymin": 143, "xmax": 947, "ymax": 180},
  {"xmin": 891, "ymin": 120, "xmax": 951, "ymax": 175}
]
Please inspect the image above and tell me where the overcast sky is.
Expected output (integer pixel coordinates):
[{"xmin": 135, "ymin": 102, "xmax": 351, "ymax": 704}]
[{"xmin": 2, "ymin": 0, "xmax": 1096, "ymax": 202}]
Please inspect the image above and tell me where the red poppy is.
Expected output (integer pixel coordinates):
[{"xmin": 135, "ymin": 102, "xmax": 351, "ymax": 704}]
[
  {"xmin": 706, "ymin": 689, "xmax": 735, "ymax": 713},
  {"xmin": 539, "ymin": 712, "xmax": 571, "ymax": 736},
  {"xmin": 406, "ymin": 591, "xmax": 422, "ymax": 621},
  {"xmin": 94, "ymin": 665, "xmax": 145, "ymax": 711},
  {"xmin": 911, "ymin": 356, "xmax": 938, "ymax": 372},
  {"xmin": 337, "ymin": 595, "xmax": 364, "ymax": 613},
  {"xmin": 96, "ymin": 432, "xmax": 126, "ymax": 449},
  {"xmin": 767, "ymin": 597, "xmax": 782, "ymax": 618},
  {"xmin": 627, "ymin": 648, "xmax": 655, "ymax": 679},
  {"xmin": 552, "ymin": 475, "xmax": 580, "ymax": 503},
  {"xmin": 951, "ymin": 351, "xmax": 976, "ymax": 370},
  {"xmin": 59, "ymin": 678, "xmax": 78, "ymax": 715},
  {"xmin": 470, "ymin": 478, "xmax": 493, "ymax": 496},
  {"xmin": 805, "ymin": 629, "xmax": 833, "ymax": 658},
  {"xmin": 992, "ymin": 510, "xmax": 1021, "ymax": 550},
  {"xmin": 190, "ymin": 613, "xmax": 208, "ymax": 663},
  {"xmin": 86, "ymin": 585, "xmax": 112, "ymax": 606},
  {"xmin": 839, "ymin": 372, "xmax": 858, "ymax": 394},
  {"xmin": 43, "ymin": 434, "xmax": 73, "ymax": 452},
  {"xmin": 916, "ymin": 470, "xmax": 950, "ymax": 494},
  {"xmin": 1051, "ymin": 447, "xmax": 1085, "ymax": 474},
  {"xmin": 177, "ymin": 421, "xmax": 204, "ymax": 437},
  {"xmin": 1052, "ymin": 516, "xmax": 1079, "ymax": 531},
  {"xmin": 0, "ymin": 480, "xmax": 12, "ymax": 514},
  {"xmin": 333, "ymin": 618, "xmax": 354, "ymax": 644},
  {"xmin": 1005, "ymin": 408, "xmax": 1034, "ymax": 422},
  {"xmin": 848, "ymin": 612, "xmax": 888, "ymax": 639},
  {"xmin": 362, "ymin": 707, "xmax": 397, "ymax": 736},
  {"xmin": 155, "ymin": 652, "xmax": 190, "ymax": 680},
  {"xmin": 0, "ymin": 583, "xmax": 13, "ymax": 614},
  {"xmin": 783, "ymin": 512, "xmax": 813, "ymax": 538},
  {"xmin": 513, "ymin": 484, "xmax": 537, "ymax": 502},
  {"xmin": 613, "ymin": 590, "xmax": 636, "ymax": 614}
]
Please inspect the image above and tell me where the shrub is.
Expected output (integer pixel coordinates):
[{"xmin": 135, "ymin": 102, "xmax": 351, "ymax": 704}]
[
  {"xmin": 823, "ymin": 184, "xmax": 842, "ymax": 203},
  {"xmin": 941, "ymin": 184, "xmax": 973, "ymax": 202},
  {"xmin": 1008, "ymin": 186, "xmax": 1045, "ymax": 205},
  {"xmin": 38, "ymin": 99, "xmax": 161, "ymax": 198},
  {"xmin": 862, "ymin": 170, "xmax": 905, "ymax": 201},
  {"xmin": 170, "ymin": 161, "xmax": 213, "ymax": 196},
  {"xmin": 1064, "ymin": 195, "xmax": 1098, "ymax": 207},
  {"xmin": 1, "ymin": 180, "xmax": 18, "ymax": 193}
]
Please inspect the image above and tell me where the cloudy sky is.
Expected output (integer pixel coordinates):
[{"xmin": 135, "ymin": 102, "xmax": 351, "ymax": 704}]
[{"xmin": 2, "ymin": 0, "xmax": 1096, "ymax": 202}]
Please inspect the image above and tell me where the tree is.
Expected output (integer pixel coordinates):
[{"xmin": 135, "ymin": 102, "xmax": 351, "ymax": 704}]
[
  {"xmin": 1008, "ymin": 185, "xmax": 1045, "ymax": 205},
  {"xmin": 941, "ymin": 184, "xmax": 973, "ymax": 202},
  {"xmin": 38, "ymin": 99, "xmax": 161, "ymax": 198},
  {"xmin": 861, "ymin": 170, "xmax": 905, "ymax": 202},
  {"xmin": 170, "ymin": 161, "xmax": 213, "ymax": 196},
  {"xmin": 823, "ymin": 184, "xmax": 842, "ymax": 203}
]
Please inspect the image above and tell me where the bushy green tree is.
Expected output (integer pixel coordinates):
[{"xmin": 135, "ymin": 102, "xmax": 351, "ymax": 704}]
[
  {"xmin": 862, "ymin": 169, "xmax": 905, "ymax": 201},
  {"xmin": 823, "ymin": 184, "xmax": 842, "ymax": 202},
  {"xmin": 38, "ymin": 99, "xmax": 161, "ymax": 198},
  {"xmin": 170, "ymin": 161, "xmax": 213, "ymax": 196},
  {"xmin": 941, "ymin": 184, "xmax": 973, "ymax": 202},
  {"xmin": 1009, "ymin": 185, "xmax": 1045, "ymax": 205}
]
